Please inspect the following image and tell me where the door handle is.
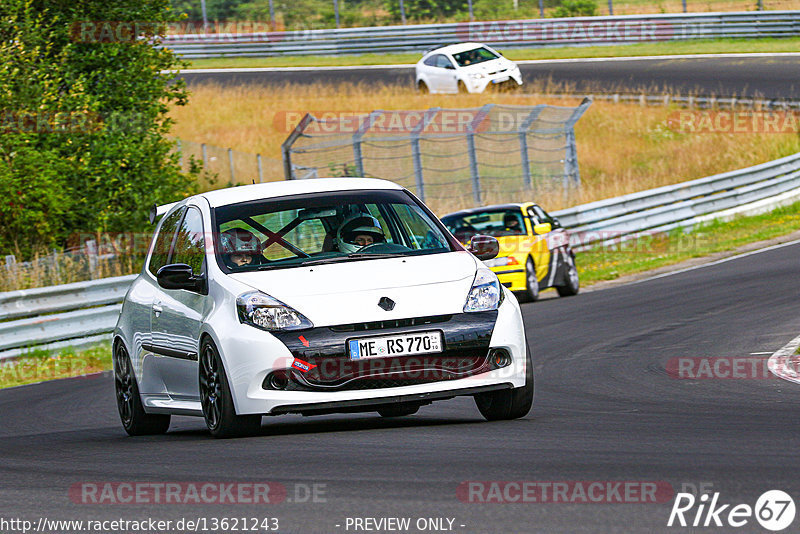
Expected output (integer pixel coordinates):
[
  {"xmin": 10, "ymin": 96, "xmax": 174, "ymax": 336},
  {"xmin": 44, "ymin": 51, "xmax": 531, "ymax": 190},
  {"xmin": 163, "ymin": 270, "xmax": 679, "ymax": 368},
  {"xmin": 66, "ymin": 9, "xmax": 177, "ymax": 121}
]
[{"xmin": 152, "ymin": 303, "xmax": 163, "ymax": 317}]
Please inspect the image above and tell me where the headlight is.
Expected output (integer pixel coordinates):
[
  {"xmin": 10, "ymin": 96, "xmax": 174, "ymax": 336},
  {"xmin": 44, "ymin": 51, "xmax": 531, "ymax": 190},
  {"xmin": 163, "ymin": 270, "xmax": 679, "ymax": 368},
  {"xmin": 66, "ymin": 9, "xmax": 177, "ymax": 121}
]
[
  {"xmin": 470, "ymin": 72, "xmax": 485, "ymax": 80},
  {"xmin": 237, "ymin": 291, "xmax": 313, "ymax": 331},
  {"xmin": 464, "ymin": 269, "xmax": 503, "ymax": 313}
]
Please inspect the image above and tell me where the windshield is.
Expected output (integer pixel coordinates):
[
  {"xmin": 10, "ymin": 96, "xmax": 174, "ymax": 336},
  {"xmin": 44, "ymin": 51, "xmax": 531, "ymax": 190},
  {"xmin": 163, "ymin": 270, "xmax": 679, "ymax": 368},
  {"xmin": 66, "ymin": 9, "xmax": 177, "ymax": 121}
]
[
  {"xmin": 441, "ymin": 209, "xmax": 526, "ymax": 242},
  {"xmin": 213, "ymin": 189, "xmax": 455, "ymax": 272},
  {"xmin": 452, "ymin": 47, "xmax": 500, "ymax": 67}
]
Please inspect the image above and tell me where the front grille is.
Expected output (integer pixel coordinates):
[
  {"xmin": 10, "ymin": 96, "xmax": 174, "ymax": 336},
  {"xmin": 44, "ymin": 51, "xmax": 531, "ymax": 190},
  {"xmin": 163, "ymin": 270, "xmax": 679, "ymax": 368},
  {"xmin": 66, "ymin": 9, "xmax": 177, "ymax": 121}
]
[
  {"xmin": 271, "ymin": 311, "xmax": 499, "ymax": 393},
  {"xmin": 329, "ymin": 315, "xmax": 452, "ymax": 332},
  {"xmin": 290, "ymin": 352, "xmax": 492, "ymax": 392}
]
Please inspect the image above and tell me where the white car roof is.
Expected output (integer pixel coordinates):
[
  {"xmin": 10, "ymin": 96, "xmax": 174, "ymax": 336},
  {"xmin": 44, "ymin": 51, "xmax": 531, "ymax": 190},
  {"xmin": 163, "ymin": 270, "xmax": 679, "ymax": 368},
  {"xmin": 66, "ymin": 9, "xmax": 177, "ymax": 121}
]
[
  {"xmin": 198, "ymin": 177, "xmax": 404, "ymax": 208},
  {"xmin": 426, "ymin": 42, "xmax": 496, "ymax": 56}
]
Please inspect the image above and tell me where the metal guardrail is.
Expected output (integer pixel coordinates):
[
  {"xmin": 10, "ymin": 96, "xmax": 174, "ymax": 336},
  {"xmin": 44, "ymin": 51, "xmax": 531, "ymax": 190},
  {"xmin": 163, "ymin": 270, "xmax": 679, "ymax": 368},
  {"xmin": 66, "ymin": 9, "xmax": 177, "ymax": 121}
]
[
  {"xmin": 1, "ymin": 150, "xmax": 800, "ymax": 359},
  {"xmin": 0, "ymin": 275, "xmax": 135, "ymax": 359},
  {"xmin": 160, "ymin": 11, "xmax": 800, "ymax": 59}
]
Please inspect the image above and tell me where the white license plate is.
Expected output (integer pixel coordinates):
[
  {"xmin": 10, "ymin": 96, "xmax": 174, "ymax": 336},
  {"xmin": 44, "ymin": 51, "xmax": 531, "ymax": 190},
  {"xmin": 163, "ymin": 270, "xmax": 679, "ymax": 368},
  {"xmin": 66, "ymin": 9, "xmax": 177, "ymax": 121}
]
[
  {"xmin": 348, "ymin": 331, "xmax": 443, "ymax": 360},
  {"xmin": 492, "ymin": 76, "xmax": 510, "ymax": 84}
]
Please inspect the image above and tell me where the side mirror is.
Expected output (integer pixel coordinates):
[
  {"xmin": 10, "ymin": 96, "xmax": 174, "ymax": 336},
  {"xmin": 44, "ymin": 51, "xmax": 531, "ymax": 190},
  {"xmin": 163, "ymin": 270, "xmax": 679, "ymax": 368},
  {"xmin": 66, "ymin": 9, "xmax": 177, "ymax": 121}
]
[
  {"xmin": 467, "ymin": 235, "xmax": 499, "ymax": 261},
  {"xmin": 533, "ymin": 223, "xmax": 552, "ymax": 235},
  {"xmin": 156, "ymin": 263, "xmax": 204, "ymax": 292}
]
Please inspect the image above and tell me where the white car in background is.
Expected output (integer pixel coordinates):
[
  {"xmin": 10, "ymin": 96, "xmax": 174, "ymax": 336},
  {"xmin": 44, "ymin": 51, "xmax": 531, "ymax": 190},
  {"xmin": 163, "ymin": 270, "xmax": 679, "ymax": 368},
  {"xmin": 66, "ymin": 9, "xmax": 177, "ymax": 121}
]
[{"xmin": 415, "ymin": 43, "xmax": 523, "ymax": 94}]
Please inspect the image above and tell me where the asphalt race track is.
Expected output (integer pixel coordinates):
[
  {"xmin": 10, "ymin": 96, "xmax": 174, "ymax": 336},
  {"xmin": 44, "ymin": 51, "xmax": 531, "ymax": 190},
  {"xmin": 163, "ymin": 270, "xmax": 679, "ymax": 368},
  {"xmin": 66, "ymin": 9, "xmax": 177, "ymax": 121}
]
[
  {"xmin": 2, "ymin": 241, "xmax": 799, "ymax": 532},
  {"xmin": 179, "ymin": 56, "xmax": 800, "ymax": 99}
]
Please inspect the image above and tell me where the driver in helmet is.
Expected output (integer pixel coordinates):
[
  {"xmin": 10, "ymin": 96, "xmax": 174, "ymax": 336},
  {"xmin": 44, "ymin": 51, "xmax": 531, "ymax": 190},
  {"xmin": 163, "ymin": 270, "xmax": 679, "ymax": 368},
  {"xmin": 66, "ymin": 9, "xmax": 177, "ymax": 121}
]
[
  {"xmin": 337, "ymin": 214, "xmax": 386, "ymax": 254},
  {"xmin": 504, "ymin": 212, "xmax": 523, "ymax": 234},
  {"xmin": 220, "ymin": 228, "xmax": 262, "ymax": 269}
]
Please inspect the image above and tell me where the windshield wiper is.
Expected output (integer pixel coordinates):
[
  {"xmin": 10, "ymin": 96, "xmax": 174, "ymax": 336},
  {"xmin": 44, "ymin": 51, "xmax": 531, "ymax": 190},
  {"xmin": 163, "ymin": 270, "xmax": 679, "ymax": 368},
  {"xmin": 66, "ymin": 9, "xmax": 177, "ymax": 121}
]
[
  {"xmin": 292, "ymin": 253, "xmax": 412, "ymax": 267},
  {"xmin": 345, "ymin": 252, "xmax": 412, "ymax": 259}
]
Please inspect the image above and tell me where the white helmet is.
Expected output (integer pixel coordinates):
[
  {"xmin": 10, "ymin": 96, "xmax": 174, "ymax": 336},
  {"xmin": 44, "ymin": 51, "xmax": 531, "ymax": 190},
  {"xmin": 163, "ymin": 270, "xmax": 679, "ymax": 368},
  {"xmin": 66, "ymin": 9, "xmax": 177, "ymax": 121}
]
[{"xmin": 336, "ymin": 214, "xmax": 385, "ymax": 254}]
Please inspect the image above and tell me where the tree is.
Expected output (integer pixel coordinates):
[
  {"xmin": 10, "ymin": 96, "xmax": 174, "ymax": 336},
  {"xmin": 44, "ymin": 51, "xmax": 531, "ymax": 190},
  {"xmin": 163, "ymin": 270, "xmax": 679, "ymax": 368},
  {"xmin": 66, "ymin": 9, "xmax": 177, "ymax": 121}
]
[
  {"xmin": 551, "ymin": 0, "xmax": 598, "ymax": 17},
  {"xmin": 0, "ymin": 0, "xmax": 199, "ymax": 258}
]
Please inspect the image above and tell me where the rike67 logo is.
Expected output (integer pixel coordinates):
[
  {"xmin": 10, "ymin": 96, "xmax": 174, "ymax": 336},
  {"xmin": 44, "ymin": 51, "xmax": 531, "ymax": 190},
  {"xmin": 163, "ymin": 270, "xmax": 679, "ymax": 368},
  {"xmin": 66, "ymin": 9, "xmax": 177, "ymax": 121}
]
[{"xmin": 668, "ymin": 490, "xmax": 795, "ymax": 531}]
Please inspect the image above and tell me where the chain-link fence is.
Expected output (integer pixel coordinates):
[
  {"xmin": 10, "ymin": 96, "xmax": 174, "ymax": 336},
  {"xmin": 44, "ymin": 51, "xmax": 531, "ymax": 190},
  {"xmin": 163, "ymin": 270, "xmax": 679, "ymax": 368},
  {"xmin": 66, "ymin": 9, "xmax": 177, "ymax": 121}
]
[
  {"xmin": 175, "ymin": 139, "xmax": 284, "ymax": 188},
  {"xmin": 282, "ymin": 99, "xmax": 591, "ymax": 211}
]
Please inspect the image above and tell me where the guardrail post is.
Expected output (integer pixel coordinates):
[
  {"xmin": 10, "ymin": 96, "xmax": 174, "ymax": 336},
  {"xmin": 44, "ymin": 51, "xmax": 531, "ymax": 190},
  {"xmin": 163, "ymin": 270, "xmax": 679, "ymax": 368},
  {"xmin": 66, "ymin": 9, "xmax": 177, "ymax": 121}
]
[
  {"xmin": 352, "ymin": 111, "xmax": 383, "ymax": 178},
  {"xmin": 227, "ymin": 148, "xmax": 236, "ymax": 185},
  {"xmin": 466, "ymin": 104, "xmax": 494, "ymax": 205},
  {"xmin": 257, "ymin": 153, "xmax": 264, "ymax": 183},
  {"xmin": 519, "ymin": 105, "xmax": 545, "ymax": 191},
  {"xmin": 85, "ymin": 240, "xmax": 98, "ymax": 280},
  {"xmin": 562, "ymin": 98, "xmax": 593, "ymax": 202},
  {"xmin": 201, "ymin": 143, "xmax": 208, "ymax": 168},
  {"xmin": 409, "ymin": 107, "xmax": 440, "ymax": 202},
  {"xmin": 281, "ymin": 113, "xmax": 315, "ymax": 180}
]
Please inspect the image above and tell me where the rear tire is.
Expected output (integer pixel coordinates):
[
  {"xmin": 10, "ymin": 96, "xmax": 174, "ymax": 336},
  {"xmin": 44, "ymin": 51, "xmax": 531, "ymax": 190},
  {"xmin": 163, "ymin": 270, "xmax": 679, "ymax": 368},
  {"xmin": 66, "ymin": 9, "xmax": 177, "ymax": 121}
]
[
  {"xmin": 475, "ymin": 345, "xmax": 534, "ymax": 421},
  {"xmin": 114, "ymin": 341, "xmax": 170, "ymax": 436},
  {"xmin": 377, "ymin": 403, "xmax": 420, "ymax": 418},
  {"xmin": 556, "ymin": 252, "xmax": 580, "ymax": 297},
  {"xmin": 515, "ymin": 257, "xmax": 539, "ymax": 303},
  {"xmin": 418, "ymin": 80, "xmax": 429, "ymax": 94},
  {"xmin": 199, "ymin": 338, "xmax": 262, "ymax": 438}
]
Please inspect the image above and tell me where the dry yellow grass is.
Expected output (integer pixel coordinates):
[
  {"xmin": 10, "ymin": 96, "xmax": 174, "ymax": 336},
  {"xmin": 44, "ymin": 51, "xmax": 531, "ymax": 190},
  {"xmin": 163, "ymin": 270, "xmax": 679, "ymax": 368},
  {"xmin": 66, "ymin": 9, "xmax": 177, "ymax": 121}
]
[
  {"xmin": 606, "ymin": 0, "xmax": 800, "ymax": 15},
  {"xmin": 169, "ymin": 81, "xmax": 800, "ymax": 214}
]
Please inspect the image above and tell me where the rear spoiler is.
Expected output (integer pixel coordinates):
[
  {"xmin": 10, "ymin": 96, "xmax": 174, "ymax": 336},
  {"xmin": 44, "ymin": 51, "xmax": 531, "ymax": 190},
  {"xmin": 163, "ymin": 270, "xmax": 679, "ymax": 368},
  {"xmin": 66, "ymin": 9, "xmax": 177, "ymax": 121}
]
[{"xmin": 149, "ymin": 201, "xmax": 180, "ymax": 224}]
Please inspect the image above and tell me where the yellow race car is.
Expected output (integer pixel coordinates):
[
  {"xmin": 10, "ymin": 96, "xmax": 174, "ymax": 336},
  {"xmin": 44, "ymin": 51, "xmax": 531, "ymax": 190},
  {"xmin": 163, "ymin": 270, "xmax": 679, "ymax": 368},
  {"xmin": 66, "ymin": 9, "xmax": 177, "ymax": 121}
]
[{"xmin": 441, "ymin": 202, "xmax": 579, "ymax": 302}]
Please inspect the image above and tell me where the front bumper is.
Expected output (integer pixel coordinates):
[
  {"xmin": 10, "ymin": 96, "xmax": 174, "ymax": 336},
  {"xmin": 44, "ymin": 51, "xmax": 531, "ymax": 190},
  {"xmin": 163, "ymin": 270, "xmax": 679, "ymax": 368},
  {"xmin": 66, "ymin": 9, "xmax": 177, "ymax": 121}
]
[
  {"xmin": 271, "ymin": 311, "xmax": 498, "ymax": 392},
  {"xmin": 212, "ymin": 294, "xmax": 527, "ymax": 415},
  {"xmin": 493, "ymin": 267, "xmax": 526, "ymax": 292},
  {"xmin": 469, "ymin": 70, "xmax": 523, "ymax": 93}
]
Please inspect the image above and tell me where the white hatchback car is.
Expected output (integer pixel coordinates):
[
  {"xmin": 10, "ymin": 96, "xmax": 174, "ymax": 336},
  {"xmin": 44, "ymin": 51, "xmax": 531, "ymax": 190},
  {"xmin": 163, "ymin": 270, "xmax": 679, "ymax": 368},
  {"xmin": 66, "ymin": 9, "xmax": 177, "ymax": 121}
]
[
  {"xmin": 113, "ymin": 178, "xmax": 532, "ymax": 437},
  {"xmin": 415, "ymin": 42, "xmax": 523, "ymax": 94}
]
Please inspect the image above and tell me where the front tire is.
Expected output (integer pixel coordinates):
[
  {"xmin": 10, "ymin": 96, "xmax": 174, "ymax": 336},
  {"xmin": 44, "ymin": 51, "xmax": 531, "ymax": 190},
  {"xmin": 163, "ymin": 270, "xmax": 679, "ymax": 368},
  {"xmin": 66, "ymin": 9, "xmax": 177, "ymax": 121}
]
[
  {"xmin": 199, "ymin": 338, "xmax": 262, "ymax": 438},
  {"xmin": 515, "ymin": 257, "xmax": 540, "ymax": 303},
  {"xmin": 475, "ymin": 345, "xmax": 534, "ymax": 421},
  {"xmin": 457, "ymin": 80, "xmax": 468, "ymax": 94},
  {"xmin": 556, "ymin": 252, "xmax": 580, "ymax": 297},
  {"xmin": 114, "ymin": 341, "xmax": 170, "ymax": 436}
]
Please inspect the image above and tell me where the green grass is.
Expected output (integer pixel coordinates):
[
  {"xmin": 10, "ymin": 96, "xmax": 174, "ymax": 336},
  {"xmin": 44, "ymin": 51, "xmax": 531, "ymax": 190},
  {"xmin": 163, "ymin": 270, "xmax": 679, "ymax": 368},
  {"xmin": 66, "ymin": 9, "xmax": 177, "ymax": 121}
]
[
  {"xmin": 184, "ymin": 37, "xmax": 800, "ymax": 69},
  {"xmin": 578, "ymin": 200, "xmax": 800, "ymax": 284},
  {"xmin": 0, "ymin": 344, "xmax": 112, "ymax": 390}
]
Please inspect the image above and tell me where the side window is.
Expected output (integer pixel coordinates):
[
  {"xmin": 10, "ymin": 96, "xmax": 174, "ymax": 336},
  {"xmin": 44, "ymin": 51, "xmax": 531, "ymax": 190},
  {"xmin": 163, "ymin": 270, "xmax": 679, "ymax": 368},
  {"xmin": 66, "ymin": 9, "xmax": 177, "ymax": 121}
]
[
  {"xmin": 171, "ymin": 207, "xmax": 206, "ymax": 275},
  {"xmin": 527, "ymin": 208, "xmax": 542, "ymax": 226},
  {"xmin": 423, "ymin": 54, "xmax": 438, "ymax": 67},
  {"xmin": 436, "ymin": 55, "xmax": 454, "ymax": 69},
  {"xmin": 148, "ymin": 208, "xmax": 184, "ymax": 276}
]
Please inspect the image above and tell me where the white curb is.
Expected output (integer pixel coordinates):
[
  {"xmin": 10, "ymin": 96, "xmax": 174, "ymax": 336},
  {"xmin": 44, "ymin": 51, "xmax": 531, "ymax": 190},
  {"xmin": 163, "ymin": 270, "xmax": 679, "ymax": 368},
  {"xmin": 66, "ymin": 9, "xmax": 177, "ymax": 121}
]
[{"xmin": 768, "ymin": 333, "xmax": 800, "ymax": 384}]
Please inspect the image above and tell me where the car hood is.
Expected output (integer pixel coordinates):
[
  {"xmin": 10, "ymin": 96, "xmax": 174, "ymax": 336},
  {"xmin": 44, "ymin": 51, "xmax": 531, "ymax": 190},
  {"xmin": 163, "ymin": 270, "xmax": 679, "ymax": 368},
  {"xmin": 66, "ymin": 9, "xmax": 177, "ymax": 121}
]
[
  {"xmin": 228, "ymin": 251, "xmax": 480, "ymax": 326},
  {"xmin": 460, "ymin": 58, "xmax": 515, "ymax": 74}
]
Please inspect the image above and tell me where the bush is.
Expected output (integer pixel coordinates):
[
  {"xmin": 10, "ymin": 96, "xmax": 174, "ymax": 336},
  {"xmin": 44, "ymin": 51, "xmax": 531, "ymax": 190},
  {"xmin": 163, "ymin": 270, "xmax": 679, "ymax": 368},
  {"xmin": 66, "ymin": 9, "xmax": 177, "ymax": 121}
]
[
  {"xmin": 551, "ymin": 0, "xmax": 598, "ymax": 17},
  {"xmin": 0, "ymin": 0, "xmax": 201, "ymax": 259}
]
